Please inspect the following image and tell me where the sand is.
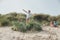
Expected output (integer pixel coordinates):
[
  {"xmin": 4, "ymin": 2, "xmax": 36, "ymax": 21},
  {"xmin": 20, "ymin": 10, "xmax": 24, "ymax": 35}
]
[{"xmin": 0, "ymin": 26, "xmax": 60, "ymax": 40}]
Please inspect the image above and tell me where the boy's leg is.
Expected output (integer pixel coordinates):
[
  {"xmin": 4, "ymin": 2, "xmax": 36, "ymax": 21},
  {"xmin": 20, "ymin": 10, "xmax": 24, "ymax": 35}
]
[{"xmin": 26, "ymin": 18, "xmax": 30, "ymax": 24}]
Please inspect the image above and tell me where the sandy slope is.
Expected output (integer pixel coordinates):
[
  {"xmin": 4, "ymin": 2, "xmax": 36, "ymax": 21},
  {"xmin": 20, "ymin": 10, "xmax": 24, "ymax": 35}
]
[{"xmin": 0, "ymin": 26, "xmax": 60, "ymax": 40}]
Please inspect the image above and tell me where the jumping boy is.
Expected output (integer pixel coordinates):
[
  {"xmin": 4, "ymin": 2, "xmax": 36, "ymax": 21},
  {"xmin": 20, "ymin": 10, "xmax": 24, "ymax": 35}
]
[{"xmin": 22, "ymin": 9, "xmax": 32, "ymax": 24}]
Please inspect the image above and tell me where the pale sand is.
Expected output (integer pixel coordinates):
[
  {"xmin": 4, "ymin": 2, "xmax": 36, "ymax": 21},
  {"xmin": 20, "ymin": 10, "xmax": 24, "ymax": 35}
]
[{"xmin": 0, "ymin": 26, "xmax": 60, "ymax": 40}]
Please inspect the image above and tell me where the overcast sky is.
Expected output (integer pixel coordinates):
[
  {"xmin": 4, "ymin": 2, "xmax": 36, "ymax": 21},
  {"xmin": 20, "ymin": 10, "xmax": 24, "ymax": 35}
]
[{"xmin": 0, "ymin": 0, "xmax": 60, "ymax": 15}]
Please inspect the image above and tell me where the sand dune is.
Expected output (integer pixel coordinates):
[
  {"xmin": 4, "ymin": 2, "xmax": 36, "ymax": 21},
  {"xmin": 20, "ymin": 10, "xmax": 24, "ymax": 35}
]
[{"xmin": 0, "ymin": 26, "xmax": 60, "ymax": 40}]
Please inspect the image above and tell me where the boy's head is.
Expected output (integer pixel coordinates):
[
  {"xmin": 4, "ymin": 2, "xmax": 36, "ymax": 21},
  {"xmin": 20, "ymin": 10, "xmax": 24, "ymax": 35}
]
[{"xmin": 28, "ymin": 10, "xmax": 31, "ymax": 13}]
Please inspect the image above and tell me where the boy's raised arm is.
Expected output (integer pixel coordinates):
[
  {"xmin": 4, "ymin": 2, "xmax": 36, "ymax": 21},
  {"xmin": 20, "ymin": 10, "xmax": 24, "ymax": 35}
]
[{"xmin": 22, "ymin": 9, "xmax": 27, "ymax": 13}]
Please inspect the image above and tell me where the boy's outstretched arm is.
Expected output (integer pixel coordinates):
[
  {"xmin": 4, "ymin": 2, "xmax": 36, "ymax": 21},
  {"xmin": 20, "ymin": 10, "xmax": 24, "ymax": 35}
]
[{"xmin": 22, "ymin": 9, "xmax": 27, "ymax": 13}]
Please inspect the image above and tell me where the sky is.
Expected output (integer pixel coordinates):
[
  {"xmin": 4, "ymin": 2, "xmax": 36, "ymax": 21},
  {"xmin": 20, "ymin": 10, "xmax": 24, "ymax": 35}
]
[{"xmin": 0, "ymin": 0, "xmax": 60, "ymax": 16}]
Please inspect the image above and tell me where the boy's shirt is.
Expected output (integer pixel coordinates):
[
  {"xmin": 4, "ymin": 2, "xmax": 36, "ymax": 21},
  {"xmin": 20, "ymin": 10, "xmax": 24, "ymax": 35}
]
[{"xmin": 25, "ymin": 12, "xmax": 32, "ymax": 19}]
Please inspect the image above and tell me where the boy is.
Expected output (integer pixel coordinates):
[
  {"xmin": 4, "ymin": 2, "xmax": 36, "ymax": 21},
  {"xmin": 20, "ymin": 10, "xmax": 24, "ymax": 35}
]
[{"xmin": 22, "ymin": 9, "xmax": 32, "ymax": 24}]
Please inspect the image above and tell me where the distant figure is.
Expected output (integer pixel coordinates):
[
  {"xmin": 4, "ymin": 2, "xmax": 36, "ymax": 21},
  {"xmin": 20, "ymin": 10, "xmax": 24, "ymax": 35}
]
[
  {"xmin": 50, "ymin": 21, "xmax": 58, "ymax": 27},
  {"xmin": 50, "ymin": 21, "xmax": 54, "ymax": 27},
  {"xmin": 22, "ymin": 9, "xmax": 32, "ymax": 24},
  {"xmin": 53, "ymin": 21, "xmax": 58, "ymax": 27}
]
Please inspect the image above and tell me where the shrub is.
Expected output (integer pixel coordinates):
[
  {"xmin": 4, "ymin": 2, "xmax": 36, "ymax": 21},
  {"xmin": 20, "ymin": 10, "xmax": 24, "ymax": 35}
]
[
  {"xmin": 7, "ymin": 17, "xmax": 18, "ymax": 21},
  {"xmin": 12, "ymin": 21, "xmax": 42, "ymax": 32},
  {"xmin": 17, "ymin": 22, "xmax": 26, "ymax": 32},
  {"xmin": 33, "ymin": 14, "xmax": 49, "ymax": 21},
  {"xmin": 1, "ymin": 20, "xmax": 10, "ymax": 26},
  {"xmin": 12, "ymin": 21, "xmax": 27, "ymax": 32},
  {"xmin": 28, "ymin": 21, "xmax": 42, "ymax": 31},
  {"xmin": 26, "ymin": 23, "xmax": 33, "ymax": 31},
  {"xmin": 18, "ymin": 18, "xmax": 26, "ymax": 22}
]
